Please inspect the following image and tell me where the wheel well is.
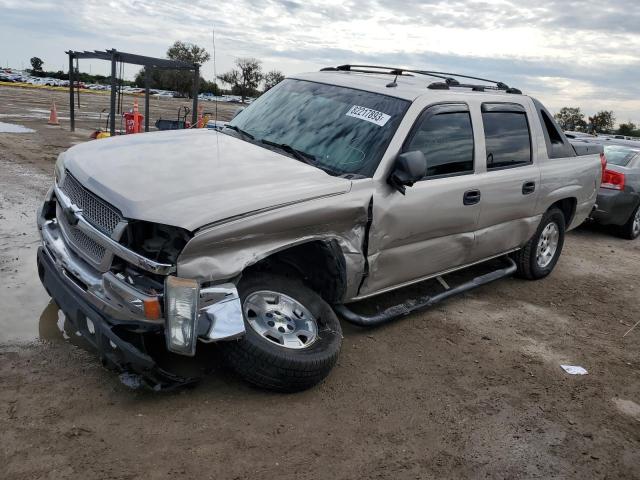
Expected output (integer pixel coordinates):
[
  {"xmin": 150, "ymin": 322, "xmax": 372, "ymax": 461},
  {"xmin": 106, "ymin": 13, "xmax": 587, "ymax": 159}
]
[
  {"xmin": 550, "ymin": 198, "xmax": 577, "ymax": 227},
  {"xmin": 243, "ymin": 240, "xmax": 347, "ymax": 304}
]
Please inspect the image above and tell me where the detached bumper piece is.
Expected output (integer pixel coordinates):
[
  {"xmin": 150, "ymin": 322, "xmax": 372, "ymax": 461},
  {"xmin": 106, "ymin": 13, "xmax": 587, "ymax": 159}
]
[
  {"xmin": 37, "ymin": 247, "xmax": 199, "ymax": 391},
  {"xmin": 335, "ymin": 256, "xmax": 517, "ymax": 327}
]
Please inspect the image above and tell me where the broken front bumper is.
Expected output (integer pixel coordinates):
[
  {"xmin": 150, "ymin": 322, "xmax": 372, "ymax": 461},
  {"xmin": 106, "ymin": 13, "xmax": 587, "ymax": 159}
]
[
  {"xmin": 37, "ymin": 246, "xmax": 196, "ymax": 389},
  {"xmin": 36, "ymin": 188, "xmax": 246, "ymax": 388}
]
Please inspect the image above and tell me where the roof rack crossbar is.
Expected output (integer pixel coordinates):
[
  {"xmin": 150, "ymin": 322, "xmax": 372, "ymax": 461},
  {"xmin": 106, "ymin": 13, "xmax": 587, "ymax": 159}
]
[
  {"xmin": 335, "ymin": 64, "xmax": 453, "ymax": 82},
  {"xmin": 416, "ymin": 70, "xmax": 508, "ymax": 89},
  {"xmin": 325, "ymin": 64, "xmax": 518, "ymax": 92}
]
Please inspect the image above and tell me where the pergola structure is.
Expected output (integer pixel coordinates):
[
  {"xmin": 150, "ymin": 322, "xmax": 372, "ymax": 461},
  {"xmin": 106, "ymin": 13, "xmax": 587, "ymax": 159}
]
[{"xmin": 66, "ymin": 49, "xmax": 200, "ymax": 136}]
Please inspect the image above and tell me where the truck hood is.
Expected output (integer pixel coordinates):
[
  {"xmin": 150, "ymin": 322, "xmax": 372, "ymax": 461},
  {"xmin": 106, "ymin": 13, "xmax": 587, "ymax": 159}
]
[{"xmin": 62, "ymin": 129, "xmax": 352, "ymax": 231}]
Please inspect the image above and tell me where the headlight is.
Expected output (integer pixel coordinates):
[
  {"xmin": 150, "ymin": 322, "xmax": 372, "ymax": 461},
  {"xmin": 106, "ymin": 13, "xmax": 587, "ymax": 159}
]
[
  {"xmin": 165, "ymin": 276, "xmax": 199, "ymax": 356},
  {"xmin": 54, "ymin": 153, "xmax": 66, "ymax": 185}
]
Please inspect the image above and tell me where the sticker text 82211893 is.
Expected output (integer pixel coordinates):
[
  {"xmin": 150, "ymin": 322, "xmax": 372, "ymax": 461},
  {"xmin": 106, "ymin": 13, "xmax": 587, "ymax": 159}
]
[{"xmin": 345, "ymin": 105, "xmax": 391, "ymax": 127}]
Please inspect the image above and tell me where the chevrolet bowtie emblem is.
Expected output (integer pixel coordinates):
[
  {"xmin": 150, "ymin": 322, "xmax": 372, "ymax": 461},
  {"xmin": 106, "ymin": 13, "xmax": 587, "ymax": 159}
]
[{"xmin": 63, "ymin": 206, "xmax": 82, "ymax": 226}]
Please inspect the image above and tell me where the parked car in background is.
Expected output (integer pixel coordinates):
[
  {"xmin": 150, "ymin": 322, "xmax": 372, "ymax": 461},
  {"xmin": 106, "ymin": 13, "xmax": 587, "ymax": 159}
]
[
  {"xmin": 595, "ymin": 142, "xmax": 640, "ymax": 238},
  {"xmin": 37, "ymin": 65, "xmax": 603, "ymax": 392},
  {"xmin": 564, "ymin": 131, "xmax": 596, "ymax": 139}
]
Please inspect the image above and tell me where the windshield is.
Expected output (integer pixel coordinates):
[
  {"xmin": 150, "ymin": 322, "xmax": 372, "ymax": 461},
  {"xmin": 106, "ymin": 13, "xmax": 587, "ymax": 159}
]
[
  {"xmin": 604, "ymin": 145, "xmax": 639, "ymax": 166},
  {"xmin": 225, "ymin": 79, "xmax": 410, "ymax": 177}
]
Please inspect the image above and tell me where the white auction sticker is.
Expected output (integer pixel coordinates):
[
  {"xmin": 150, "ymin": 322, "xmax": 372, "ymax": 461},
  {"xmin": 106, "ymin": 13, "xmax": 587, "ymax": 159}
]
[{"xmin": 346, "ymin": 105, "xmax": 391, "ymax": 127}]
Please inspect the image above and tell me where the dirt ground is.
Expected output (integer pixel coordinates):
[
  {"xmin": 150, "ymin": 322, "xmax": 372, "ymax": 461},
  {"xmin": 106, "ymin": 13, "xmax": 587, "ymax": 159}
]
[{"xmin": 0, "ymin": 85, "xmax": 639, "ymax": 480}]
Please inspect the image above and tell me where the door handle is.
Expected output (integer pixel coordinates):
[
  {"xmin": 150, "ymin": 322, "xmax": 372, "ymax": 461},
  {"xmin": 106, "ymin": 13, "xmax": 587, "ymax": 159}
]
[
  {"xmin": 522, "ymin": 181, "xmax": 536, "ymax": 195},
  {"xmin": 463, "ymin": 189, "xmax": 481, "ymax": 205}
]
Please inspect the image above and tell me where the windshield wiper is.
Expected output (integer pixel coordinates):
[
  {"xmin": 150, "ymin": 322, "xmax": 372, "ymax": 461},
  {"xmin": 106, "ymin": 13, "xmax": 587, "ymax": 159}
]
[
  {"xmin": 260, "ymin": 139, "xmax": 342, "ymax": 176},
  {"xmin": 260, "ymin": 139, "xmax": 314, "ymax": 162},
  {"xmin": 224, "ymin": 124, "xmax": 254, "ymax": 141}
]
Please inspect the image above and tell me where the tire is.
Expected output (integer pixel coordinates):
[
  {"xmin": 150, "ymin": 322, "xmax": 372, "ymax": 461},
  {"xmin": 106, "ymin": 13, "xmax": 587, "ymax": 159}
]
[
  {"xmin": 513, "ymin": 208, "xmax": 566, "ymax": 280},
  {"xmin": 221, "ymin": 272, "xmax": 342, "ymax": 392},
  {"xmin": 617, "ymin": 203, "xmax": 640, "ymax": 240}
]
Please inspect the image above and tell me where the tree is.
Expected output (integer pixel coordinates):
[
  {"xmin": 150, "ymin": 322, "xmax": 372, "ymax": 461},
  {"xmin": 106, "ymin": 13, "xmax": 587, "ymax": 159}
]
[
  {"xmin": 218, "ymin": 58, "xmax": 263, "ymax": 102},
  {"xmin": 617, "ymin": 122, "xmax": 637, "ymax": 136},
  {"xmin": 30, "ymin": 57, "xmax": 43, "ymax": 72},
  {"xmin": 134, "ymin": 41, "xmax": 211, "ymax": 98},
  {"xmin": 589, "ymin": 110, "xmax": 616, "ymax": 133},
  {"xmin": 554, "ymin": 107, "xmax": 587, "ymax": 131},
  {"xmin": 264, "ymin": 70, "xmax": 285, "ymax": 92},
  {"xmin": 199, "ymin": 79, "xmax": 221, "ymax": 96},
  {"xmin": 166, "ymin": 41, "xmax": 210, "ymax": 65}
]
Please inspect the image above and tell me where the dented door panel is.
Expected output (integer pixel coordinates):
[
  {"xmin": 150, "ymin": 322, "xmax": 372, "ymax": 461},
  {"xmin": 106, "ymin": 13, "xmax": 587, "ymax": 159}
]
[{"xmin": 360, "ymin": 175, "xmax": 481, "ymax": 296}]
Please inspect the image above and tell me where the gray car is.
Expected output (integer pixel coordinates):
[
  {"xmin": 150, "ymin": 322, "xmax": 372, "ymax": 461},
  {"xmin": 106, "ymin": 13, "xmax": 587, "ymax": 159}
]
[
  {"xmin": 37, "ymin": 66, "xmax": 602, "ymax": 391},
  {"xmin": 571, "ymin": 137, "xmax": 640, "ymax": 238}
]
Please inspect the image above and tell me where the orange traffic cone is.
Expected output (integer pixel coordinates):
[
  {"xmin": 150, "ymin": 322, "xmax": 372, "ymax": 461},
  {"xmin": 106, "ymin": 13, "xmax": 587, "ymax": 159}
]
[{"xmin": 48, "ymin": 102, "xmax": 60, "ymax": 125}]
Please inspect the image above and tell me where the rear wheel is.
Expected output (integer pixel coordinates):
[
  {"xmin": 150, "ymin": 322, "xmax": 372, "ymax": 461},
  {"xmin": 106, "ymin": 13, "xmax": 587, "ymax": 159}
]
[
  {"xmin": 618, "ymin": 204, "xmax": 640, "ymax": 240},
  {"xmin": 513, "ymin": 208, "xmax": 566, "ymax": 280},
  {"xmin": 222, "ymin": 272, "xmax": 342, "ymax": 392}
]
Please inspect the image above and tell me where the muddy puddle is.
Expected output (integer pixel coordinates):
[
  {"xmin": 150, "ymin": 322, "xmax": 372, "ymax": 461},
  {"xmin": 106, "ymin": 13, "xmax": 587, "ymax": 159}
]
[{"xmin": 0, "ymin": 156, "xmax": 53, "ymax": 343}]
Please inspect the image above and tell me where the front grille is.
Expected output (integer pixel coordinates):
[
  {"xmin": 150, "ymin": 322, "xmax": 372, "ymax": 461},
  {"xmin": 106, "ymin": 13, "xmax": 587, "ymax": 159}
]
[
  {"xmin": 56, "ymin": 202, "xmax": 108, "ymax": 266},
  {"xmin": 67, "ymin": 225, "xmax": 106, "ymax": 263},
  {"xmin": 61, "ymin": 173, "xmax": 123, "ymax": 236}
]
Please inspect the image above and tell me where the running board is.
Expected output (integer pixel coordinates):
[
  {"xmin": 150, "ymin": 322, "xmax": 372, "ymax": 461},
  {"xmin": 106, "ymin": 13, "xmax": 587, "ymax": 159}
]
[{"xmin": 334, "ymin": 257, "xmax": 517, "ymax": 327}]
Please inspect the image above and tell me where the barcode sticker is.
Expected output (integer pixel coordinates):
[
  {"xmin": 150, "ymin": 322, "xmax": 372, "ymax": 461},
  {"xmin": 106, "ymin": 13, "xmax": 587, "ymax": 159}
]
[{"xmin": 345, "ymin": 105, "xmax": 391, "ymax": 127}]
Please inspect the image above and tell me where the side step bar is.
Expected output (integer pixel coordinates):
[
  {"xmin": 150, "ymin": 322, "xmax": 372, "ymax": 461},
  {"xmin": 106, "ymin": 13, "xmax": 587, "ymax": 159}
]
[{"xmin": 334, "ymin": 257, "xmax": 517, "ymax": 327}]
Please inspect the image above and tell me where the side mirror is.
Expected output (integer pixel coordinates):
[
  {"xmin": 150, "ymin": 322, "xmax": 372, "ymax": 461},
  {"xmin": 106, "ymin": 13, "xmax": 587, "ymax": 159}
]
[
  {"xmin": 388, "ymin": 151, "xmax": 427, "ymax": 194},
  {"xmin": 232, "ymin": 107, "xmax": 245, "ymax": 119}
]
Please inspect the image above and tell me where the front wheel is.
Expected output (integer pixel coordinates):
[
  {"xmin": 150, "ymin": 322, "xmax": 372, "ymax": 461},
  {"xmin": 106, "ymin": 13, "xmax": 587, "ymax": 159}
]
[
  {"xmin": 221, "ymin": 272, "xmax": 342, "ymax": 392},
  {"xmin": 513, "ymin": 208, "xmax": 566, "ymax": 280}
]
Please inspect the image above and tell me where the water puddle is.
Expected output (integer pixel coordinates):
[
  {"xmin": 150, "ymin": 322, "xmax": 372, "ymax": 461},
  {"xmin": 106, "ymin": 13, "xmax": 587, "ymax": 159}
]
[
  {"xmin": 0, "ymin": 157, "xmax": 53, "ymax": 342},
  {"xmin": 0, "ymin": 121, "xmax": 35, "ymax": 133}
]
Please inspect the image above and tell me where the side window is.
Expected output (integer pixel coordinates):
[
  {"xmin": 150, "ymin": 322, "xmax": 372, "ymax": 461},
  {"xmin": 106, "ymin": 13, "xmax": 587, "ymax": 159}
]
[
  {"xmin": 533, "ymin": 98, "xmax": 575, "ymax": 159},
  {"xmin": 405, "ymin": 109, "xmax": 474, "ymax": 178},
  {"xmin": 481, "ymin": 104, "xmax": 532, "ymax": 169},
  {"xmin": 540, "ymin": 110, "xmax": 563, "ymax": 144}
]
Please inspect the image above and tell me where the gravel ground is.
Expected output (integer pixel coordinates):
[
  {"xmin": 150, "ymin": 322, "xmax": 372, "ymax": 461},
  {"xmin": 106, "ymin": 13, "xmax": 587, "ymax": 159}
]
[{"xmin": 0, "ymin": 85, "xmax": 639, "ymax": 480}]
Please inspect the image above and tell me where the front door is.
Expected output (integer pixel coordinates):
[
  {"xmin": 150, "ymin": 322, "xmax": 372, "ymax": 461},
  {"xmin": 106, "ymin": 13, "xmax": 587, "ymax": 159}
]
[{"xmin": 360, "ymin": 103, "xmax": 482, "ymax": 296}]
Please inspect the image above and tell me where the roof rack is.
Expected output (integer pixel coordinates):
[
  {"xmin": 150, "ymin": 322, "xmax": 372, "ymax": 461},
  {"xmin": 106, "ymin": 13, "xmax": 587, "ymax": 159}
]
[{"xmin": 320, "ymin": 64, "xmax": 522, "ymax": 94}]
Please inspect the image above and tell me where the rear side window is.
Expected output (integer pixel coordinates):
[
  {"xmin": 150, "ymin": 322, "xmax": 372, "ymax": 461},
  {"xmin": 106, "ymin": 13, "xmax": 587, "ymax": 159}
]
[
  {"xmin": 541, "ymin": 110, "xmax": 563, "ymax": 144},
  {"xmin": 482, "ymin": 104, "xmax": 532, "ymax": 169},
  {"xmin": 532, "ymin": 98, "xmax": 575, "ymax": 158},
  {"xmin": 405, "ymin": 108, "xmax": 474, "ymax": 178}
]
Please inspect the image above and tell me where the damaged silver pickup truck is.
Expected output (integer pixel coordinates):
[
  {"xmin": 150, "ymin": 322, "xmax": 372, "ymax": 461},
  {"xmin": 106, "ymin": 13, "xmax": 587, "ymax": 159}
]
[{"xmin": 37, "ymin": 65, "xmax": 603, "ymax": 391}]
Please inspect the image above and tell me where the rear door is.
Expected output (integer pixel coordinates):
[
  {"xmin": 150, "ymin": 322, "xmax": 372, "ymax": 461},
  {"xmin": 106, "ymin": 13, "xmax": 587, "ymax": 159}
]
[
  {"xmin": 361, "ymin": 103, "xmax": 482, "ymax": 296},
  {"xmin": 470, "ymin": 102, "xmax": 541, "ymax": 261}
]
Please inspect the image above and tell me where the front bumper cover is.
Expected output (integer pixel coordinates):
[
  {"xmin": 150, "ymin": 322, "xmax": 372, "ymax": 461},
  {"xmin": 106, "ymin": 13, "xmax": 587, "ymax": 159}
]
[{"xmin": 37, "ymin": 246, "xmax": 198, "ymax": 390}]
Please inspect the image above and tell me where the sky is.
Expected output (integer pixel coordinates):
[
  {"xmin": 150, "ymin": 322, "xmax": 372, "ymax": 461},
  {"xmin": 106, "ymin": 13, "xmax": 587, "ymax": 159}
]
[{"xmin": 1, "ymin": 0, "xmax": 639, "ymax": 125}]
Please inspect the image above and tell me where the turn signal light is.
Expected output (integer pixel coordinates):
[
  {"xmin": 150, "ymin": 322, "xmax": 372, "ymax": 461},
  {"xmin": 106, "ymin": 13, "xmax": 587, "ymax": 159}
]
[
  {"xmin": 601, "ymin": 169, "xmax": 625, "ymax": 191},
  {"xmin": 143, "ymin": 298, "xmax": 162, "ymax": 320}
]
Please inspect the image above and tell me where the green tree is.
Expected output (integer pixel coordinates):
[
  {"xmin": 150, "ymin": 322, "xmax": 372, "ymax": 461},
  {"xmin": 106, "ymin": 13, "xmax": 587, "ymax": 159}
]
[
  {"xmin": 134, "ymin": 41, "xmax": 211, "ymax": 98},
  {"xmin": 167, "ymin": 41, "xmax": 210, "ymax": 64},
  {"xmin": 617, "ymin": 122, "xmax": 637, "ymax": 136},
  {"xmin": 30, "ymin": 57, "xmax": 43, "ymax": 72},
  {"xmin": 199, "ymin": 79, "xmax": 220, "ymax": 96},
  {"xmin": 218, "ymin": 58, "xmax": 263, "ymax": 102},
  {"xmin": 263, "ymin": 70, "xmax": 285, "ymax": 92},
  {"xmin": 589, "ymin": 110, "xmax": 616, "ymax": 133},
  {"xmin": 554, "ymin": 107, "xmax": 587, "ymax": 131}
]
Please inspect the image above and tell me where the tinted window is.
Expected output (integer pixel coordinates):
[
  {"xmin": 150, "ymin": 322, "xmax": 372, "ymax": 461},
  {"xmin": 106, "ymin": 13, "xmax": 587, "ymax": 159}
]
[
  {"xmin": 406, "ymin": 111, "xmax": 474, "ymax": 177},
  {"xmin": 604, "ymin": 145, "xmax": 640, "ymax": 166},
  {"xmin": 228, "ymin": 79, "xmax": 409, "ymax": 177},
  {"xmin": 482, "ymin": 111, "xmax": 532, "ymax": 169},
  {"xmin": 540, "ymin": 110, "xmax": 563, "ymax": 144}
]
